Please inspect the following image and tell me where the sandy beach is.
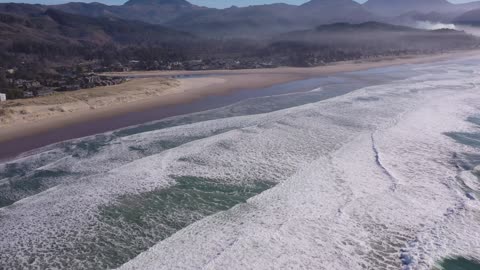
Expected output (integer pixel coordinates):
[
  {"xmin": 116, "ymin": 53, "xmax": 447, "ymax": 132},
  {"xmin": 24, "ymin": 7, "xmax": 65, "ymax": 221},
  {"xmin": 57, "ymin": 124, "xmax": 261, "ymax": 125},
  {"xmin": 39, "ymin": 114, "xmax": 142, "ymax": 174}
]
[
  {"xmin": 0, "ymin": 74, "xmax": 301, "ymax": 144},
  {"xmin": 1, "ymin": 50, "xmax": 479, "ymax": 148}
]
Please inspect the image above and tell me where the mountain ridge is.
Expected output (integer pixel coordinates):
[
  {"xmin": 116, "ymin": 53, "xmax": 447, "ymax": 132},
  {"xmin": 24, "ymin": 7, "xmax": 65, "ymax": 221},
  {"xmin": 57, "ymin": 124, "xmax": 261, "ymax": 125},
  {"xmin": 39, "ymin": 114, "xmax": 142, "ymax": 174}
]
[
  {"xmin": 123, "ymin": 0, "xmax": 193, "ymax": 7},
  {"xmin": 2, "ymin": 0, "xmax": 480, "ymax": 38}
]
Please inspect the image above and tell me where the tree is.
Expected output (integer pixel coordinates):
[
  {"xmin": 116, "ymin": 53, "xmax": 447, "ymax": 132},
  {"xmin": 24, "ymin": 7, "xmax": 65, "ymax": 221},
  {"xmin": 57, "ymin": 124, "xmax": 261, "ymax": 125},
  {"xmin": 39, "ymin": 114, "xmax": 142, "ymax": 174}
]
[
  {"xmin": 0, "ymin": 70, "xmax": 7, "ymax": 88},
  {"xmin": 5, "ymin": 88, "xmax": 24, "ymax": 99}
]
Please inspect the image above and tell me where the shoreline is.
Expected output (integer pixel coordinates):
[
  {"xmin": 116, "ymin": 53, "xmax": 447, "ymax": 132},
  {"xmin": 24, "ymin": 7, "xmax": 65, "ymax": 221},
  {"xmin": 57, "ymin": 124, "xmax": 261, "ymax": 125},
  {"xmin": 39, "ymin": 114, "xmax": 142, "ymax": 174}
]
[
  {"xmin": 103, "ymin": 50, "xmax": 480, "ymax": 77},
  {"xmin": 1, "ymin": 49, "xmax": 479, "ymax": 161},
  {"xmin": 0, "ymin": 74, "xmax": 301, "ymax": 143}
]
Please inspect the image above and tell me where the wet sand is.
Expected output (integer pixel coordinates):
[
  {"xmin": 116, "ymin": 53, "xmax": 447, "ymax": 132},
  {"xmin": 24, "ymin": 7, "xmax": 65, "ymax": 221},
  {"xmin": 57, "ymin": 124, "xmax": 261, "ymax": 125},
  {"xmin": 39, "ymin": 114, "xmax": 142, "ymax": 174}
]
[
  {"xmin": 1, "ymin": 50, "xmax": 479, "ymax": 161},
  {"xmin": 0, "ymin": 73, "xmax": 302, "ymax": 161},
  {"xmin": 0, "ymin": 74, "xmax": 300, "ymax": 142}
]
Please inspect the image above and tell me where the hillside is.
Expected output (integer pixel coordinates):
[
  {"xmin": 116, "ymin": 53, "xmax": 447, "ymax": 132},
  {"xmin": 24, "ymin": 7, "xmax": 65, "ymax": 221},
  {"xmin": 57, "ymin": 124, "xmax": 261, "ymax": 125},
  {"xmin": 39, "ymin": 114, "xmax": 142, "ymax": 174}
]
[
  {"xmin": 4, "ymin": 0, "xmax": 480, "ymax": 38},
  {"xmin": 54, "ymin": 0, "xmax": 205, "ymax": 25},
  {"xmin": 454, "ymin": 8, "xmax": 480, "ymax": 25},
  {"xmin": 0, "ymin": 8, "xmax": 198, "ymax": 80},
  {"xmin": 364, "ymin": 0, "xmax": 453, "ymax": 16},
  {"xmin": 364, "ymin": 0, "xmax": 480, "ymax": 23},
  {"xmin": 3, "ymin": 0, "xmax": 480, "ymax": 38},
  {"xmin": 313, "ymin": 21, "xmax": 415, "ymax": 32},
  {"xmin": 162, "ymin": 4, "xmax": 296, "ymax": 37},
  {"xmin": 298, "ymin": 0, "xmax": 373, "ymax": 23},
  {"xmin": 0, "ymin": 9, "xmax": 193, "ymax": 47},
  {"xmin": 165, "ymin": 0, "xmax": 376, "ymax": 37},
  {"xmin": 265, "ymin": 22, "xmax": 478, "ymax": 66},
  {"xmin": 0, "ymin": 0, "xmax": 377, "ymax": 38}
]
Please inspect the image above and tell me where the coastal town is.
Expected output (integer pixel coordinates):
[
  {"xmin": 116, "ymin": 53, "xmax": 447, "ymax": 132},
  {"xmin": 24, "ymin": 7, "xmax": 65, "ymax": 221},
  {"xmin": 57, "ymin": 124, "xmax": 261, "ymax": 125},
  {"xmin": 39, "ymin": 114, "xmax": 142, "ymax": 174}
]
[
  {"xmin": 0, "ymin": 58, "xmax": 280, "ymax": 101},
  {"xmin": 0, "ymin": 66, "xmax": 126, "ymax": 101}
]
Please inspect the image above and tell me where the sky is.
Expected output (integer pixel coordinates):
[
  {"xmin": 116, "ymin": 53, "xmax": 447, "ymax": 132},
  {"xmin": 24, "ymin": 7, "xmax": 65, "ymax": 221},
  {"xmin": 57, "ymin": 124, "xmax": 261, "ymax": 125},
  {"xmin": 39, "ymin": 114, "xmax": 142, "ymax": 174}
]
[{"xmin": 0, "ymin": 0, "xmax": 474, "ymax": 8}]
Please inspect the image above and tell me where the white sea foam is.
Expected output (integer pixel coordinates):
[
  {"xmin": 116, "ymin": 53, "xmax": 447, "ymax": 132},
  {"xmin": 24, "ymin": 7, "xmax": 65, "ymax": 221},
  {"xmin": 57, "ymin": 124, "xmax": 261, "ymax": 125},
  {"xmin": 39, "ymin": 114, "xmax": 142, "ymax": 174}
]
[
  {"xmin": 119, "ymin": 63, "xmax": 480, "ymax": 269},
  {"xmin": 1, "ymin": 57, "xmax": 480, "ymax": 269}
]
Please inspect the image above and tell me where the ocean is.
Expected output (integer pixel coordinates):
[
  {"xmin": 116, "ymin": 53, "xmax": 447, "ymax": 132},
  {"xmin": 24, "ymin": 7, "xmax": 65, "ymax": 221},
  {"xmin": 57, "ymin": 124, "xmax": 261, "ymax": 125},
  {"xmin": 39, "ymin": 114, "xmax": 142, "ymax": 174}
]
[{"xmin": 1, "ymin": 57, "xmax": 480, "ymax": 269}]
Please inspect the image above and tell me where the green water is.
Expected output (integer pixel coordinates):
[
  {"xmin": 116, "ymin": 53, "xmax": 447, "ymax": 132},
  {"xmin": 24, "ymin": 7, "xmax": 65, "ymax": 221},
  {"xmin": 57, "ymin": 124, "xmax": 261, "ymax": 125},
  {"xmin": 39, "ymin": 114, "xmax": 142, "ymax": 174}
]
[
  {"xmin": 65, "ymin": 176, "xmax": 276, "ymax": 269},
  {"xmin": 0, "ymin": 169, "xmax": 72, "ymax": 208},
  {"xmin": 0, "ymin": 133, "xmax": 224, "ymax": 209},
  {"xmin": 437, "ymin": 257, "xmax": 480, "ymax": 270},
  {"xmin": 447, "ymin": 132, "xmax": 480, "ymax": 149},
  {"xmin": 446, "ymin": 116, "xmax": 480, "ymax": 149},
  {"xmin": 445, "ymin": 117, "xmax": 480, "ymax": 199}
]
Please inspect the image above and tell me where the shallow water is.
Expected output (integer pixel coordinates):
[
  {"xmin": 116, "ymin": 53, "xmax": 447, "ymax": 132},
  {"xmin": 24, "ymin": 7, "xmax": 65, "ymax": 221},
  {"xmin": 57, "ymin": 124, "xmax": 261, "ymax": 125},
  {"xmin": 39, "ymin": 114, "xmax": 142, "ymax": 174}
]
[{"xmin": 0, "ymin": 64, "xmax": 421, "ymax": 161}]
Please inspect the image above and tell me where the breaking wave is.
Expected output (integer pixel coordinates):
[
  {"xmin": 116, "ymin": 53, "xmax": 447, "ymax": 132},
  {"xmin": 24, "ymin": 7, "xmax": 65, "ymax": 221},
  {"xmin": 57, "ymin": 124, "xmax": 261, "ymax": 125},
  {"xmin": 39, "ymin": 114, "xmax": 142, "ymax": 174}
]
[{"xmin": 1, "ymin": 58, "xmax": 480, "ymax": 269}]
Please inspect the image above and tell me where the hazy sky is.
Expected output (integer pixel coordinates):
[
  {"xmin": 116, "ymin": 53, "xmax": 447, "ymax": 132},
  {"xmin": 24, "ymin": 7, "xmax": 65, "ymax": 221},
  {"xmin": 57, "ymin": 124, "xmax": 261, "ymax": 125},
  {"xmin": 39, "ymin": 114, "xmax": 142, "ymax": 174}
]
[{"xmin": 0, "ymin": 0, "xmax": 474, "ymax": 8}]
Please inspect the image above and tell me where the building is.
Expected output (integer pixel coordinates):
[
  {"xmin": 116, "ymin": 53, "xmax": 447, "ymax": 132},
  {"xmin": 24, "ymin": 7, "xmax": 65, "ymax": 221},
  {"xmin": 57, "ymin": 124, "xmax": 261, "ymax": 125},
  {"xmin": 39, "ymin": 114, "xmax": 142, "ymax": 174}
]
[
  {"xmin": 23, "ymin": 91, "xmax": 34, "ymax": 98},
  {"xmin": 0, "ymin": 93, "xmax": 6, "ymax": 102}
]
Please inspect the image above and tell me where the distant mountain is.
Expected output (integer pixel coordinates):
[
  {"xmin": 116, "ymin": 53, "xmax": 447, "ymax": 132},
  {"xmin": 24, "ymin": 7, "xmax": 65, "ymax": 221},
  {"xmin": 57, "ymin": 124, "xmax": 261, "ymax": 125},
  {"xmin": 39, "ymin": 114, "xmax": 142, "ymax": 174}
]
[
  {"xmin": 364, "ymin": 0, "xmax": 453, "ymax": 16},
  {"xmin": 300, "ymin": 0, "xmax": 363, "ymax": 10},
  {"xmin": 314, "ymin": 21, "xmax": 416, "ymax": 32},
  {"xmin": 164, "ymin": 3, "xmax": 298, "ymax": 37},
  {"xmin": 50, "ymin": 2, "xmax": 116, "ymax": 18},
  {"xmin": 364, "ymin": 0, "xmax": 480, "ymax": 20},
  {"xmin": 270, "ymin": 21, "xmax": 477, "ymax": 59},
  {"xmin": 0, "ymin": 3, "xmax": 46, "ymax": 16},
  {"xmin": 262, "ymin": 21, "xmax": 478, "ymax": 69},
  {"xmin": 456, "ymin": 1, "xmax": 480, "ymax": 12},
  {"xmin": 165, "ymin": 0, "xmax": 376, "ymax": 37},
  {"xmin": 297, "ymin": 0, "xmax": 373, "ymax": 25},
  {"xmin": 3, "ymin": 0, "xmax": 480, "ymax": 39},
  {"xmin": 275, "ymin": 21, "xmax": 419, "ymax": 41},
  {"xmin": 124, "ymin": 0, "xmax": 192, "ymax": 6},
  {"xmin": 393, "ymin": 11, "xmax": 457, "ymax": 24},
  {"xmin": 52, "ymin": 0, "xmax": 204, "ymax": 25},
  {"xmin": 454, "ymin": 8, "xmax": 480, "ymax": 25},
  {"xmin": 0, "ymin": 0, "xmax": 376, "ymax": 38},
  {"xmin": 0, "ymin": 8, "xmax": 193, "ymax": 49}
]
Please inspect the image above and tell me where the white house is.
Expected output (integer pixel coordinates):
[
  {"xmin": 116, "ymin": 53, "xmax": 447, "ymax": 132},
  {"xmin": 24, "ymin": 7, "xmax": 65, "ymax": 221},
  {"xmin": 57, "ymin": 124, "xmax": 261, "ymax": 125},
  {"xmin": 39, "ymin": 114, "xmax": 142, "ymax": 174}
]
[{"xmin": 0, "ymin": 93, "xmax": 6, "ymax": 102}]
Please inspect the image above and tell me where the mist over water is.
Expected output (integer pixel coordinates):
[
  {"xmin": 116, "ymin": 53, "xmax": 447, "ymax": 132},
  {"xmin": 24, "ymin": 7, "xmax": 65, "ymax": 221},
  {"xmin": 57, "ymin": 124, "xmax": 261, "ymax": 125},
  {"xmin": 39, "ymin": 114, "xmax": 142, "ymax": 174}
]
[
  {"xmin": 1, "ymin": 57, "xmax": 480, "ymax": 269},
  {"xmin": 416, "ymin": 21, "xmax": 457, "ymax": 30},
  {"xmin": 413, "ymin": 20, "xmax": 480, "ymax": 38}
]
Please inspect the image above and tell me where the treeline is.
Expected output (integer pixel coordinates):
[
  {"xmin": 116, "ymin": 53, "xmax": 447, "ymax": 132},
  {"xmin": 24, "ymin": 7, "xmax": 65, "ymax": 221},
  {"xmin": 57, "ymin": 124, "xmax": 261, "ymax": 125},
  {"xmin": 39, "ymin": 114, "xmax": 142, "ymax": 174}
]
[{"xmin": 4, "ymin": 29, "xmax": 478, "ymax": 71}]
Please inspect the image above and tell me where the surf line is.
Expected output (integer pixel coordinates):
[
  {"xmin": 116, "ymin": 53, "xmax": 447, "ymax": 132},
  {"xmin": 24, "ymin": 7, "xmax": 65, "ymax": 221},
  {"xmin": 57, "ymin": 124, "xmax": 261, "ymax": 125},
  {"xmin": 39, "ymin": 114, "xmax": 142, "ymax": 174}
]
[{"xmin": 371, "ymin": 132, "xmax": 398, "ymax": 192}]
